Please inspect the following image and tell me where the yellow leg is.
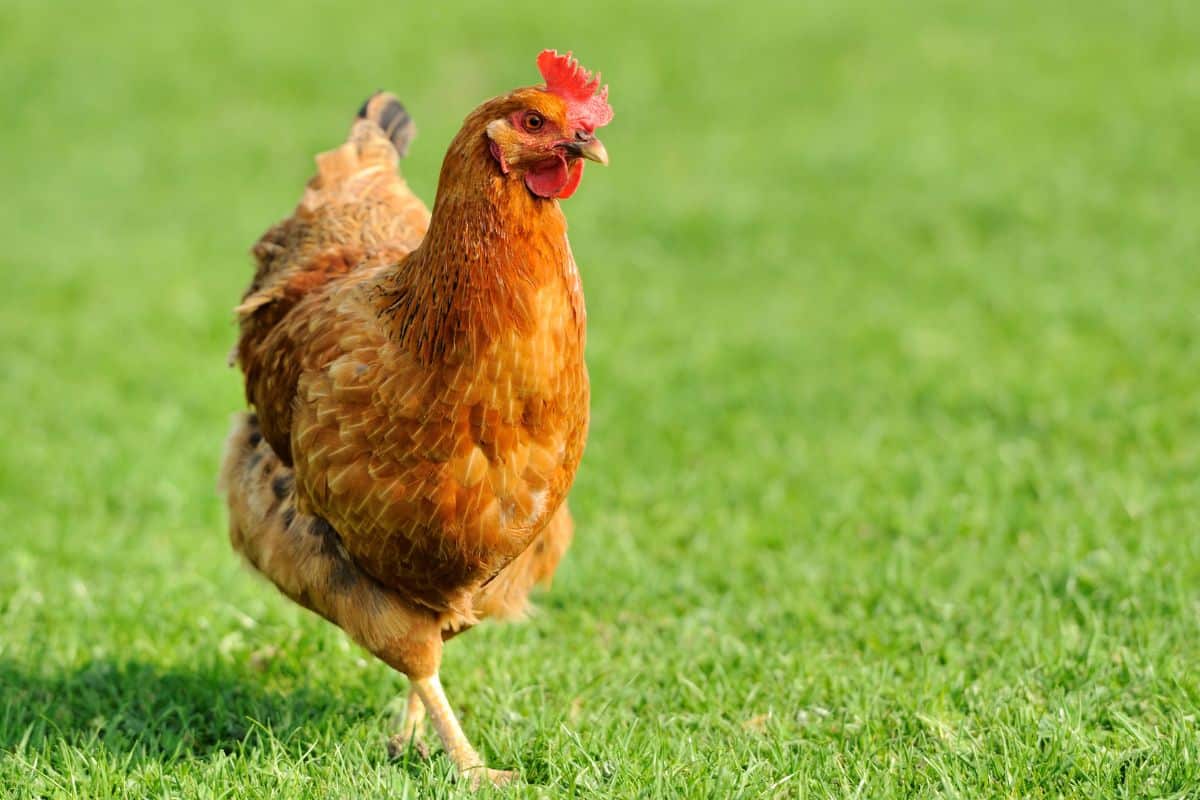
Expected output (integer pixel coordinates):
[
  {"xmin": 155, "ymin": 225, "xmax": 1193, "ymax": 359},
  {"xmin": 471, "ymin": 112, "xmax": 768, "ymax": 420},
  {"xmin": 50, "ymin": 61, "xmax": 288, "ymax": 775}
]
[
  {"xmin": 400, "ymin": 686, "xmax": 426, "ymax": 740},
  {"xmin": 412, "ymin": 673, "xmax": 516, "ymax": 788}
]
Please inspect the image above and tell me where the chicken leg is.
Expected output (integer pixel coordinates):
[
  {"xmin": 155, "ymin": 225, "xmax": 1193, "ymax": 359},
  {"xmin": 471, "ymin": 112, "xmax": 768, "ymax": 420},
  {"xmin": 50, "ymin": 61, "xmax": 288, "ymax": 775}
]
[
  {"xmin": 413, "ymin": 674, "xmax": 516, "ymax": 788},
  {"xmin": 387, "ymin": 687, "xmax": 429, "ymax": 759}
]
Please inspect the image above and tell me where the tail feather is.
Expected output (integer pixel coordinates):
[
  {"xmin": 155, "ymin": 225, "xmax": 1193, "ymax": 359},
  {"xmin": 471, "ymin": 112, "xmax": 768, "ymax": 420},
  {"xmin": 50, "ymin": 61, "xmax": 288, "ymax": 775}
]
[
  {"xmin": 237, "ymin": 90, "xmax": 430, "ymax": 317},
  {"xmin": 232, "ymin": 92, "xmax": 432, "ymax": 451},
  {"xmin": 241, "ymin": 91, "xmax": 426, "ymax": 315},
  {"xmin": 306, "ymin": 93, "xmax": 415, "ymax": 209},
  {"xmin": 358, "ymin": 91, "xmax": 416, "ymax": 157}
]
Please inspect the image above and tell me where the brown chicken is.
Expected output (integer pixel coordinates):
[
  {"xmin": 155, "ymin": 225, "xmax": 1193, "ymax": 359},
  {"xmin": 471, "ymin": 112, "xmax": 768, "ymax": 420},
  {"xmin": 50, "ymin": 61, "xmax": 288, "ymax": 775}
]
[{"xmin": 218, "ymin": 50, "xmax": 612, "ymax": 787}]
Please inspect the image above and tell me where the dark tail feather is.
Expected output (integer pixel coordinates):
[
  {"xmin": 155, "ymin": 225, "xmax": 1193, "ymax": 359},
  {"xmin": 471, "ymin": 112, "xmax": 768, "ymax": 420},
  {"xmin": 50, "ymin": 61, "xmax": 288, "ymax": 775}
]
[{"xmin": 357, "ymin": 91, "xmax": 416, "ymax": 157}]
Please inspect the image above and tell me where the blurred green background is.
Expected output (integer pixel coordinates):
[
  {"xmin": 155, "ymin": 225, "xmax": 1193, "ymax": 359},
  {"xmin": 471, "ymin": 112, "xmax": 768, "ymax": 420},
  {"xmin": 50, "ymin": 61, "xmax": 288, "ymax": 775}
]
[{"xmin": 2, "ymin": 0, "xmax": 1199, "ymax": 797}]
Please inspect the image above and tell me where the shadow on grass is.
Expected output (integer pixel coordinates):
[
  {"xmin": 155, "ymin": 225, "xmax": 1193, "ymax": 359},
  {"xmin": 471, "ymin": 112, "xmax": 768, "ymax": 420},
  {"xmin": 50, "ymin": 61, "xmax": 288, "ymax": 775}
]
[
  {"xmin": 0, "ymin": 658, "xmax": 367, "ymax": 761},
  {"xmin": 0, "ymin": 658, "xmax": 532, "ymax": 786}
]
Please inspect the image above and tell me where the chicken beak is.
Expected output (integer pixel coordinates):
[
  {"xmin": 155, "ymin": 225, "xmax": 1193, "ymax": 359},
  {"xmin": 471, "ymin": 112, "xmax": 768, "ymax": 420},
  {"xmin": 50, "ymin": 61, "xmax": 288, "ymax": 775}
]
[
  {"xmin": 563, "ymin": 136, "xmax": 609, "ymax": 166},
  {"xmin": 579, "ymin": 137, "xmax": 609, "ymax": 166}
]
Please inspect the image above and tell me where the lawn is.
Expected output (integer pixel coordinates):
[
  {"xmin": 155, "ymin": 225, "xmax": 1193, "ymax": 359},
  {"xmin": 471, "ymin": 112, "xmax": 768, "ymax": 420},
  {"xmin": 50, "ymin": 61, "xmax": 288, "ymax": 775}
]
[{"xmin": 2, "ymin": 0, "xmax": 1199, "ymax": 797}]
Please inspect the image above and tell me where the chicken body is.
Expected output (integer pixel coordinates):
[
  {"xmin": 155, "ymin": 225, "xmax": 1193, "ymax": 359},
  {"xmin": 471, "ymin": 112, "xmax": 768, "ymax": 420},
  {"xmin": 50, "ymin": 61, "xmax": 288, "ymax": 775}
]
[{"xmin": 220, "ymin": 57, "xmax": 611, "ymax": 786}]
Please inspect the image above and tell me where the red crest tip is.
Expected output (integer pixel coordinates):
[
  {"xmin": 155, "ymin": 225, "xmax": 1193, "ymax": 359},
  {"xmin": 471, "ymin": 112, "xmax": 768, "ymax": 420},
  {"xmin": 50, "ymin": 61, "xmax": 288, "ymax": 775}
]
[{"xmin": 537, "ymin": 49, "xmax": 613, "ymax": 133}]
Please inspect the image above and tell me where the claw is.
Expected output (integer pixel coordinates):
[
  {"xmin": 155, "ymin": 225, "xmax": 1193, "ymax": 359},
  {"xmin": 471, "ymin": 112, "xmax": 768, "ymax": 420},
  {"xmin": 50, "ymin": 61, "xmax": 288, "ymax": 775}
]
[{"xmin": 386, "ymin": 732, "xmax": 430, "ymax": 761}]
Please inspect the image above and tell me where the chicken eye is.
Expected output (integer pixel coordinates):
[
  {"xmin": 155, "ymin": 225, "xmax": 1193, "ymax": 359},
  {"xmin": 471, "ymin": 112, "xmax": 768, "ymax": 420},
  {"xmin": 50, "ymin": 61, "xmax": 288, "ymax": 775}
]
[{"xmin": 523, "ymin": 112, "xmax": 544, "ymax": 132}]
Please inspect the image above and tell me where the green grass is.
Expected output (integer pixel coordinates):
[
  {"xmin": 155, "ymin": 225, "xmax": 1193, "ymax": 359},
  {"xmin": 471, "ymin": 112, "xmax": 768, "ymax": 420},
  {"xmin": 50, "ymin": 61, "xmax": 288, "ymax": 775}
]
[{"xmin": 2, "ymin": 0, "xmax": 1200, "ymax": 796}]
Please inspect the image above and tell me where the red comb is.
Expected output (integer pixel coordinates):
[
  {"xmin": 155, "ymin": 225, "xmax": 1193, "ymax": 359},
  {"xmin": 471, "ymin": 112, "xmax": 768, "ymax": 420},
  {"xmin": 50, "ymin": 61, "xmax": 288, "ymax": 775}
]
[{"xmin": 537, "ymin": 49, "xmax": 613, "ymax": 132}]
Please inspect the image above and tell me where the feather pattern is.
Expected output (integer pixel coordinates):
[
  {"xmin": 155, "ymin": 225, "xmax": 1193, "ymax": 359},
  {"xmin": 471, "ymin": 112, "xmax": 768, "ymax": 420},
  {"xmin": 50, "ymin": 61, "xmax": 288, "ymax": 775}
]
[{"xmin": 230, "ymin": 88, "xmax": 588, "ymax": 622}]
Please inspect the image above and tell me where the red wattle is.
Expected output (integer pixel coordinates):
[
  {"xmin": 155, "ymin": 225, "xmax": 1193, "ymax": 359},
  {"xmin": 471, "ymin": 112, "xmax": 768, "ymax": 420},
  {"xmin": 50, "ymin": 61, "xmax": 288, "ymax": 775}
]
[
  {"xmin": 524, "ymin": 156, "xmax": 570, "ymax": 198},
  {"xmin": 557, "ymin": 159, "xmax": 584, "ymax": 199}
]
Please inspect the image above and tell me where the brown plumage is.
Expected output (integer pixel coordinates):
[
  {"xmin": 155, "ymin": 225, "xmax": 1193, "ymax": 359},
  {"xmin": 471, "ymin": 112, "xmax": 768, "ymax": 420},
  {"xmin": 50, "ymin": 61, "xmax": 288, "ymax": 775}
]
[{"xmin": 219, "ymin": 51, "xmax": 611, "ymax": 787}]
